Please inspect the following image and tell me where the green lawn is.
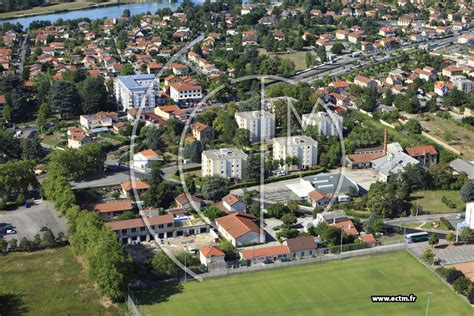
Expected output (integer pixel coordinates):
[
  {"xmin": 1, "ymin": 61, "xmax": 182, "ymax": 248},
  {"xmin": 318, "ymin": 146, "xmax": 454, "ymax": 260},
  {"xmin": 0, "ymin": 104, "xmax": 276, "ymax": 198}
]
[
  {"xmin": 137, "ymin": 251, "xmax": 472, "ymax": 316},
  {"xmin": 410, "ymin": 190, "xmax": 465, "ymax": 213},
  {"xmin": 0, "ymin": 247, "xmax": 122, "ymax": 315}
]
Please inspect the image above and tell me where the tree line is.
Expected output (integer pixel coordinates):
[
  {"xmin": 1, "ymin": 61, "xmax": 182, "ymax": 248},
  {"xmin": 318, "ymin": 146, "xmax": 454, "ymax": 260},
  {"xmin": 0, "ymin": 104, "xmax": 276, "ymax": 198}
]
[{"xmin": 42, "ymin": 144, "xmax": 132, "ymax": 302}]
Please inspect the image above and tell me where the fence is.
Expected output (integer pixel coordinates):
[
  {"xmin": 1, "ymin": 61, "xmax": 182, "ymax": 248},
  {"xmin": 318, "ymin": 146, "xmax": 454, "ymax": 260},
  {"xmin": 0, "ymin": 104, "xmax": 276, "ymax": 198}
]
[{"xmin": 201, "ymin": 242, "xmax": 406, "ymax": 279}]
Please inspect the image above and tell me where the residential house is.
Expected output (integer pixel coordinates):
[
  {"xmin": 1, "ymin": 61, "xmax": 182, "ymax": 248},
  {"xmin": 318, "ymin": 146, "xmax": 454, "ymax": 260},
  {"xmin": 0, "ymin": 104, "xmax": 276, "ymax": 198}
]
[
  {"xmin": 199, "ymin": 246, "xmax": 226, "ymax": 267},
  {"xmin": 191, "ymin": 122, "xmax": 214, "ymax": 141},
  {"xmin": 405, "ymin": 145, "xmax": 438, "ymax": 168},
  {"xmin": 132, "ymin": 149, "xmax": 161, "ymax": 173},
  {"xmin": 217, "ymin": 193, "xmax": 246, "ymax": 214},
  {"xmin": 93, "ymin": 200, "xmax": 133, "ymax": 221},
  {"xmin": 354, "ymin": 75, "xmax": 377, "ymax": 89},
  {"xmin": 331, "ymin": 219, "xmax": 359, "ymax": 236},
  {"xmin": 174, "ymin": 193, "xmax": 203, "ymax": 210},
  {"xmin": 240, "ymin": 245, "xmax": 289, "ymax": 264},
  {"xmin": 169, "ymin": 82, "xmax": 202, "ymax": 106},
  {"xmin": 120, "ymin": 179, "xmax": 150, "ymax": 197},
  {"xmin": 67, "ymin": 132, "xmax": 92, "ymax": 149},
  {"xmin": 442, "ymin": 66, "xmax": 464, "ymax": 77},
  {"xmin": 284, "ymin": 235, "xmax": 318, "ymax": 258},
  {"xmin": 215, "ymin": 213, "xmax": 260, "ymax": 247},
  {"xmin": 308, "ymin": 190, "xmax": 332, "ymax": 208},
  {"xmin": 79, "ymin": 111, "xmax": 118, "ymax": 130},
  {"xmin": 434, "ymin": 81, "xmax": 453, "ymax": 96}
]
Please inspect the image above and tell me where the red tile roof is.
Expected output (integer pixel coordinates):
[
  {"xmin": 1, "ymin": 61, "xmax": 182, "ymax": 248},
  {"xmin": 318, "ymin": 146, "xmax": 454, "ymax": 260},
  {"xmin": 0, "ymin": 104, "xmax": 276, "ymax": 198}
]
[
  {"xmin": 200, "ymin": 246, "xmax": 225, "ymax": 257},
  {"xmin": 331, "ymin": 219, "xmax": 358, "ymax": 236},
  {"xmin": 405, "ymin": 145, "xmax": 437, "ymax": 157},
  {"xmin": 216, "ymin": 213, "xmax": 259, "ymax": 239},
  {"xmin": 241, "ymin": 245, "xmax": 289, "ymax": 260},
  {"xmin": 120, "ymin": 179, "xmax": 150, "ymax": 191},
  {"xmin": 93, "ymin": 200, "xmax": 133, "ymax": 213}
]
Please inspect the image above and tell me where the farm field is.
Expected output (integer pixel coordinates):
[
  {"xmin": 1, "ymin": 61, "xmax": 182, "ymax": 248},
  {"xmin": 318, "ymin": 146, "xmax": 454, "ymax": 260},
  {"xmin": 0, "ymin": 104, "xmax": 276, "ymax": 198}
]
[
  {"xmin": 137, "ymin": 251, "xmax": 472, "ymax": 316},
  {"xmin": 0, "ymin": 247, "xmax": 122, "ymax": 315}
]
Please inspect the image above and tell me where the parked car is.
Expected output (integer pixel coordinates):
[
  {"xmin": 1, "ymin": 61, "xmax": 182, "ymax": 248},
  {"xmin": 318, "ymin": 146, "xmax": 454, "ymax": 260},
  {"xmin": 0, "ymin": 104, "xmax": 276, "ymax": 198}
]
[
  {"xmin": 40, "ymin": 226, "xmax": 49, "ymax": 232},
  {"xmin": 6, "ymin": 229, "xmax": 16, "ymax": 235},
  {"xmin": 276, "ymin": 170, "xmax": 287, "ymax": 177}
]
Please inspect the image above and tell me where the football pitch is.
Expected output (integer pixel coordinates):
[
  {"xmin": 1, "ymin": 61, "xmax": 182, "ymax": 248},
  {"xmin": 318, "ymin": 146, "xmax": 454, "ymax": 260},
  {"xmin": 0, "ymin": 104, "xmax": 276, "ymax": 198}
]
[{"xmin": 137, "ymin": 251, "xmax": 472, "ymax": 316}]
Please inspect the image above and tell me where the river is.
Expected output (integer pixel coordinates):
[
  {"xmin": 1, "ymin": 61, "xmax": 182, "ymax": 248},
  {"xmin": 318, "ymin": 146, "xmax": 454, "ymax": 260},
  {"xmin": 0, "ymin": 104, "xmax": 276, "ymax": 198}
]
[{"xmin": 0, "ymin": 1, "xmax": 205, "ymax": 28}]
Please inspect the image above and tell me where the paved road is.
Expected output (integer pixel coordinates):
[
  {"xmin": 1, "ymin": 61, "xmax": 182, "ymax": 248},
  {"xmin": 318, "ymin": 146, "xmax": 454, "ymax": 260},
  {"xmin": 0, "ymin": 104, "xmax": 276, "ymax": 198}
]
[{"xmin": 0, "ymin": 200, "xmax": 67, "ymax": 241}]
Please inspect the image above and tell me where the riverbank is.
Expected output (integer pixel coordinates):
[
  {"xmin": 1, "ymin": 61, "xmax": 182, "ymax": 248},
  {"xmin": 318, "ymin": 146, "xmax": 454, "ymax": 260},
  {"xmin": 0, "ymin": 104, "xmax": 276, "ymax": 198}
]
[{"xmin": 0, "ymin": 0, "xmax": 140, "ymax": 20}]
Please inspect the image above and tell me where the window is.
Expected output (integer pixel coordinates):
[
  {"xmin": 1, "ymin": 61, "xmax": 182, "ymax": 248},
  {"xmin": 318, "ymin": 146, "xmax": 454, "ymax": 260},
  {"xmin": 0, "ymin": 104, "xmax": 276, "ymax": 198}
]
[
  {"xmin": 167, "ymin": 223, "xmax": 173, "ymax": 228},
  {"xmin": 158, "ymin": 224, "xmax": 164, "ymax": 229},
  {"xmin": 121, "ymin": 229, "xmax": 127, "ymax": 234},
  {"xmin": 131, "ymin": 228, "xmax": 137, "ymax": 232}
]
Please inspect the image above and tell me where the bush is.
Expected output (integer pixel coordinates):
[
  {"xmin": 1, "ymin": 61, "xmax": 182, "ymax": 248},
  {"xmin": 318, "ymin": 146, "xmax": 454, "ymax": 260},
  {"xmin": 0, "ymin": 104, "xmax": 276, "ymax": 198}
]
[
  {"xmin": 468, "ymin": 288, "xmax": 474, "ymax": 304},
  {"xmin": 453, "ymin": 276, "xmax": 473, "ymax": 296},
  {"xmin": 435, "ymin": 267, "xmax": 455, "ymax": 279},
  {"xmin": 441, "ymin": 196, "xmax": 456, "ymax": 209},
  {"xmin": 439, "ymin": 217, "xmax": 454, "ymax": 230},
  {"xmin": 447, "ymin": 269, "xmax": 465, "ymax": 284},
  {"xmin": 16, "ymin": 194, "xmax": 26, "ymax": 206},
  {"xmin": 19, "ymin": 237, "xmax": 32, "ymax": 251}
]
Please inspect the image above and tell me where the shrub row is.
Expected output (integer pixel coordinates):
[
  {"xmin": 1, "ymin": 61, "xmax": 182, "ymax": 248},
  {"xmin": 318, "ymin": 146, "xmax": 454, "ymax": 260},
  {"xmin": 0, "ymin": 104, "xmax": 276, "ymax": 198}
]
[{"xmin": 435, "ymin": 267, "xmax": 474, "ymax": 304}]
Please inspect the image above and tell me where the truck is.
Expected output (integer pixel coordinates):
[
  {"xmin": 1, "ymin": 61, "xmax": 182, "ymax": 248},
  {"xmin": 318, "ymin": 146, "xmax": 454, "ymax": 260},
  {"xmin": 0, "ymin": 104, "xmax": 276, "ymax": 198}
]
[{"xmin": 351, "ymin": 51, "xmax": 362, "ymax": 57}]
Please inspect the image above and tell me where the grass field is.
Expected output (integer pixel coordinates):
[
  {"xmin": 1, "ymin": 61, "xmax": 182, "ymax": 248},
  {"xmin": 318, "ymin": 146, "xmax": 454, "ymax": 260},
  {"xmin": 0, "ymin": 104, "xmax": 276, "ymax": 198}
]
[
  {"xmin": 258, "ymin": 48, "xmax": 313, "ymax": 71},
  {"xmin": 0, "ymin": 247, "xmax": 122, "ymax": 315},
  {"xmin": 137, "ymin": 251, "xmax": 472, "ymax": 316},
  {"xmin": 410, "ymin": 190, "xmax": 465, "ymax": 213},
  {"xmin": 420, "ymin": 114, "xmax": 474, "ymax": 160}
]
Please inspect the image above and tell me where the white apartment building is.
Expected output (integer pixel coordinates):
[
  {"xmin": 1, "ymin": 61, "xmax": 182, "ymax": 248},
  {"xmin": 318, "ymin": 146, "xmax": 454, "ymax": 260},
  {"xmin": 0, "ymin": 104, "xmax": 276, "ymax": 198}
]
[
  {"xmin": 234, "ymin": 110, "xmax": 275, "ymax": 142},
  {"xmin": 302, "ymin": 112, "xmax": 343, "ymax": 137},
  {"xmin": 114, "ymin": 74, "xmax": 157, "ymax": 110},
  {"xmin": 169, "ymin": 82, "xmax": 202, "ymax": 105},
  {"xmin": 451, "ymin": 76, "xmax": 474, "ymax": 94},
  {"xmin": 272, "ymin": 135, "xmax": 318, "ymax": 169},
  {"xmin": 201, "ymin": 148, "xmax": 248, "ymax": 180}
]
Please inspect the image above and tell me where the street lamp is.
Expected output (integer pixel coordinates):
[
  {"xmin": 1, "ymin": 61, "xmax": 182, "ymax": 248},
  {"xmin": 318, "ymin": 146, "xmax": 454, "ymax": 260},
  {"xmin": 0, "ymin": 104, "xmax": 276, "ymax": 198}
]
[{"xmin": 426, "ymin": 292, "xmax": 432, "ymax": 316}]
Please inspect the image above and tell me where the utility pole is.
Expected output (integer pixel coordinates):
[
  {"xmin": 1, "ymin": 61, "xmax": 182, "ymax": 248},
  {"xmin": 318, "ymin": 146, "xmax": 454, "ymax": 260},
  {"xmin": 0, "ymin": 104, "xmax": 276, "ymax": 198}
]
[
  {"xmin": 426, "ymin": 292, "xmax": 432, "ymax": 316},
  {"xmin": 184, "ymin": 255, "xmax": 187, "ymax": 283}
]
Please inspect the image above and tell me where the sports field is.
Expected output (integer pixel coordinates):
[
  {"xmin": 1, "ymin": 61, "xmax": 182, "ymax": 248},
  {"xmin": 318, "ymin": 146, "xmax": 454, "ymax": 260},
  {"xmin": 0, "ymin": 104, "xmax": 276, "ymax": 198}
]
[
  {"xmin": 0, "ymin": 247, "xmax": 122, "ymax": 315},
  {"xmin": 137, "ymin": 251, "xmax": 472, "ymax": 316}
]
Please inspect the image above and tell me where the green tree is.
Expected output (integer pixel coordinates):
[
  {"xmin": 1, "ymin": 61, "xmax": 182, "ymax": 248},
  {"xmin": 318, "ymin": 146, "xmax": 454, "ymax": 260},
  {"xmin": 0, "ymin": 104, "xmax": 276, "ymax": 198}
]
[
  {"xmin": 42, "ymin": 229, "xmax": 56, "ymax": 247},
  {"xmin": 49, "ymin": 80, "xmax": 80, "ymax": 119},
  {"xmin": 201, "ymin": 176, "xmax": 229, "ymax": 201},
  {"xmin": 120, "ymin": 63, "xmax": 135, "ymax": 75},
  {"xmin": 402, "ymin": 119, "xmax": 423, "ymax": 134},
  {"xmin": 234, "ymin": 128, "xmax": 251, "ymax": 147},
  {"xmin": 0, "ymin": 239, "xmax": 7, "ymax": 254},
  {"xmin": 331, "ymin": 43, "xmax": 344, "ymax": 55},
  {"xmin": 428, "ymin": 234, "xmax": 439, "ymax": 247},
  {"xmin": 77, "ymin": 76, "xmax": 109, "ymax": 114},
  {"xmin": 36, "ymin": 103, "xmax": 50, "ymax": 133},
  {"xmin": 281, "ymin": 213, "xmax": 297, "ymax": 228},
  {"xmin": 364, "ymin": 212, "xmax": 384, "ymax": 234},
  {"xmin": 421, "ymin": 248, "xmax": 436, "ymax": 265},
  {"xmin": 305, "ymin": 51, "xmax": 315, "ymax": 68},
  {"xmin": 460, "ymin": 182, "xmax": 474, "ymax": 203},
  {"xmin": 149, "ymin": 251, "xmax": 178, "ymax": 278},
  {"xmin": 19, "ymin": 237, "xmax": 32, "ymax": 251},
  {"xmin": 446, "ymin": 231, "xmax": 456, "ymax": 245},
  {"xmin": 267, "ymin": 203, "xmax": 290, "ymax": 219},
  {"xmin": 203, "ymin": 205, "xmax": 224, "ymax": 221},
  {"xmin": 460, "ymin": 228, "xmax": 473, "ymax": 244}
]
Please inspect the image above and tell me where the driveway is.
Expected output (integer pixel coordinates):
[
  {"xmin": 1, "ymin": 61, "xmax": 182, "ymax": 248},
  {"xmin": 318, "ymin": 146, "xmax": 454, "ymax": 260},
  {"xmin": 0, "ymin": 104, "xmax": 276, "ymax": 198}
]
[{"xmin": 0, "ymin": 200, "xmax": 68, "ymax": 241}]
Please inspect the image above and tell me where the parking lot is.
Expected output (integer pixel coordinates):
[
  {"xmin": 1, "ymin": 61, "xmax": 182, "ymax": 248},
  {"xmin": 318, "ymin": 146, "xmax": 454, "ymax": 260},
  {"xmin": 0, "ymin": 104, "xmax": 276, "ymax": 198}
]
[{"xmin": 0, "ymin": 200, "xmax": 68, "ymax": 241}]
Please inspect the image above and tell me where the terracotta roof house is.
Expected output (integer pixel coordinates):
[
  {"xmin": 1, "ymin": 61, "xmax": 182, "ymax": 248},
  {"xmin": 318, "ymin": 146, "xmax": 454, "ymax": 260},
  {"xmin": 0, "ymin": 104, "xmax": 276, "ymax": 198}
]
[
  {"xmin": 191, "ymin": 122, "xmax": 214, "ymax": 141},
  {"xmin": 68, "ymin": 132, "xmax": 92, "ymax": 149},
  {"xmin": 93, "ymin": 200, "xmax": 133, "ymax": 221},
  {"xmin": 307, "ymin": 190, "xmax": 333, "ymax": 208},
  {"xmin": 174, "ymin": 193, "xmax": 203, "ymax": 210},
  {"xmin": 240, "ymin": 244, "xmax": 289, "ymax": 264},
  {"xmin": 329, "ymin": 80, "xmax": 349, "ymax": 93},
  {"xmin": 199, "ymin": 246, "xmax": 225, "ymax": 267},
  {"xmin": 132, "ymin": 149, "xmax": 162, "ymax": 173},
  {"xmin": 405, "ymin": 145, "xmax": 438, "ymax": 168},
  {"xmin": 284, "ymin": 235, "xmax": 318, "ymax": 258},
  {"xmin": 217, "ymin": 193, "xmax": 247, "ymax": 214},
  {"xmin": 359, "ymin": 234, "xmax": 377, "ymax": 247},
  {"xmin": 331, "ymin": 219, "xmax": 359, "ymax": 236},
  {"xmin": 120, "ymin": 179, "xmax": 150, "ymax": 197},
  {"xmin": 215, "ymin": 213, "xmax": 260, "ymax": 247}
]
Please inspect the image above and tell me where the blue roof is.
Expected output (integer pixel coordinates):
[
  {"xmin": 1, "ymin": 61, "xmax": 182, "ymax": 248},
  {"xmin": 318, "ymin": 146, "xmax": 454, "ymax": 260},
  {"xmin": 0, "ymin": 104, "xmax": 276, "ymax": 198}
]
[{"xmin": 117, "ymin": 74, "xmax": 156, "ymax": 90}]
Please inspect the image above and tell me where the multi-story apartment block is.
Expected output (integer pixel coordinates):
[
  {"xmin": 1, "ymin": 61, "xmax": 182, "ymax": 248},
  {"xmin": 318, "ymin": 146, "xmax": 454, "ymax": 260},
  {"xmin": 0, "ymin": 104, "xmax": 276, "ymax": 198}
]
[
  {"xmin": 302, "ymin": 112, "xmax": 343, "ymax": 137},
  {"xmin": 234, "ymin": 110, "xmax": 275, "ymax": 142},
  {"xmin": 201, "ymin": 148, "xmax": 248, "ymax": 180},
  {"xmin": 451, "ymin": 76, "xmax": 474, "ymax": 94},
  {"xmin": 272, "ymin": 136, "xmax": 318, "ymax": 169},
  {"xmin": 114, "ymin": 74, "xmax": 157, "ymax": 110},
  {"xmin": 169, "ymin": 82, "xmax": 202, "ymax": 106}
]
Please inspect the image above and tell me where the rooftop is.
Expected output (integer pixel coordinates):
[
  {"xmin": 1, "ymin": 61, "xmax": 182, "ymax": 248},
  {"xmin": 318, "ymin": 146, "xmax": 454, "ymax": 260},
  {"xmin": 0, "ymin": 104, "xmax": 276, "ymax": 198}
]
[
  {"xmin": 202, "ymin": 148, "xmax": 248, "ymax": 160},
  {"xmin": 117, "ymin": 74, "xmax": 155, "ymax": 91}
]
